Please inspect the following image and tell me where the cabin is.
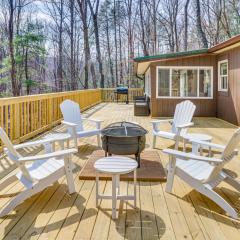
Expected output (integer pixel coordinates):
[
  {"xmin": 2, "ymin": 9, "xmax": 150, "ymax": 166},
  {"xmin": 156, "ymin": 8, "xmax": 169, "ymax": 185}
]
[{"xmin": 134, "ymin": 35, "xmax": 240, "ymax": 125}]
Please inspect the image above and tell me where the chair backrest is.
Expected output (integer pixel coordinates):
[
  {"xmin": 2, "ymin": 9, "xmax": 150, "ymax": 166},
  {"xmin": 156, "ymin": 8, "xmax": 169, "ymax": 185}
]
[
  {"xmin": 221, "ymin": 128, "xmax": 240, "ymax": 163},
  {"xmin": 0, "ymin": 127, "xmax": 33, "ymax": 181},
  {"xmin": 60, "ymin": 100, "xmax": 84, "ymax": 133},
  {"xmin": 0, "ymin": 127, "xmax": 19, "ymax": 161},
  {"xmin": 205, "ymin": 128, "xmax": 240, "ymax": 183},
  {"xmin": 172, "ymin": 100, "xmax": 196, "ymax": 135}
]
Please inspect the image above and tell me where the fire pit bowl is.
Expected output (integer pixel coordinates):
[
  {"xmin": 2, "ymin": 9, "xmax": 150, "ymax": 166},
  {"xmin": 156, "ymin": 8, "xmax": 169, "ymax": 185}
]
[{"xmin": 101, "ymin": 121, "xmax": 148, "ymax": 167}]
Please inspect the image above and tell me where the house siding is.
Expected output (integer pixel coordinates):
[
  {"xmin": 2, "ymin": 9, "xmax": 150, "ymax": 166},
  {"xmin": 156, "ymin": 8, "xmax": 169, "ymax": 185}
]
[
  {"xmin": 216, "ymin": 46, "xmax": 240, "ymax": 125},
  {"xmin": 150, "ymin": 55, "xmax": 217, "ymax": 117}
]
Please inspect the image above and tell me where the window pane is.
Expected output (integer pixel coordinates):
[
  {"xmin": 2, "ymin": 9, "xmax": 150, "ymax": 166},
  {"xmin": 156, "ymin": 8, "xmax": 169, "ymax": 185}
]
[
  {"xmin": 158, "ymin": 69, "xmax": 170, "ymax": 96},
  {"xmin": 184, "ymin": 70, "xmax": 198, "ymax": 97},
  {"xmin": 222, "ymin": 76, "xmax": 228, "ymax": 89},
  {"xmin": 171, "ymin": 70, "xmax": 180, "ymax": 97},
  {"xmin": 220, "ymin": 62, "xmax": 228, "ymax": 75},
  {"xmin": 199, "ymin": 69, "xmax": 211, "ymax": 97}
]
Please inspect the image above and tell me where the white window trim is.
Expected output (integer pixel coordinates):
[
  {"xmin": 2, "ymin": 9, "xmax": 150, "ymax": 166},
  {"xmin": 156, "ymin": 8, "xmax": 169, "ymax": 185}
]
[
  {"xmin": 218, "ymin": 59, "xmax": 228, "ymax": 92},
  {"xmin": 156, "ymin": 66, "xmax": 213, "ymax": 99}
]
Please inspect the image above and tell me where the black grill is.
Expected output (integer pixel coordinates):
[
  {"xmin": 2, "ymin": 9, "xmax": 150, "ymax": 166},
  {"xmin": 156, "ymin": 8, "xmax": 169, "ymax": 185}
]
[
  {"xmin": 114, "ymin": 86, "xmax": 129, "ymax": 104},
  {"xmin": 101, "ymin": 121, "xmax": 148, "ymax": 167}
]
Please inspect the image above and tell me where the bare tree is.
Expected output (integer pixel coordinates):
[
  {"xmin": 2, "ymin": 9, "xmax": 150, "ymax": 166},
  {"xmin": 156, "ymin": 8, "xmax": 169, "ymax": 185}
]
[
  {"xmin": 7, "ymin": 0, "xmax": 20, "ymax": 96},
  {"xmin": 77, "ymin": 0, "xmax": 97, "ymax": 89},
  {"xmin": 184, "ymin": 0, "xmax": 190, "ymax": 51},
  {"xmin": 87, "ymin": 0, "xmax": 105, "ymax": 88},
  {"xmin": 195, "ymin": 0, "xmax": 208, "ymax": 48}
]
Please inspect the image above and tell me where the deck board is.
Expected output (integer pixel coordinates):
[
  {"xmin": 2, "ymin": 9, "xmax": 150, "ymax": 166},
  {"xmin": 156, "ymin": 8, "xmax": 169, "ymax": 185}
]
[{"xmin": 0, "ymin": 103, "xmax": 240, "ymax": 240}]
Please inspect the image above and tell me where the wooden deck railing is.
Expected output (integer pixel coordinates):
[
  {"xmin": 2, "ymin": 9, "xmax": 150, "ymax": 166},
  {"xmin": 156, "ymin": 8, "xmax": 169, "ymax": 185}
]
[
  {"xmin": 0, "ymin": 88, "xmax": 143, "ymax": 149},
  {"xmin": 101, "ymin": 88, "xmax": 144, "ymax": 102},
  {"xmin": 0, "ymin": 89, "xmax": 101, "ymax": 147}
]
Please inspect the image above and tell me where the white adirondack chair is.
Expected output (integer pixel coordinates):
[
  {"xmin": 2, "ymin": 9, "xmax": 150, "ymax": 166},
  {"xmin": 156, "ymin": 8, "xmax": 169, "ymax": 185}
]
[
  {"xmin": 163, "ymin": 128, "xmax": 240, "ymax": 219},
  {"xmin": 60, "ymin": 100, "xmax": 103, "ymax": 147},
  {"xmin": 0, "ymin": 127, "xmax": 77, "ymax": 217},
  {"xmin": 152, "ymin": 100, "xmax": 196, "ymax": 149}
]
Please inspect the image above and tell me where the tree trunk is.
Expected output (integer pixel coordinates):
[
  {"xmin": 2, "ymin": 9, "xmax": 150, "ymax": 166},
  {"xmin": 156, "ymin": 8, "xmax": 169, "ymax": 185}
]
[
  {"xmin": 57, "ymin": 0, "xmax": 64, "ymax": 91},
  {"xmin": 83, "ymin": 24, "xmax": 89, "ymax": 89},
  {"xmin": 93, "ymin": 15, "xmax": 104, "ymax": 88},
  {"xmin": 195, "ymin": 0, "xmax": 208, "ymax": 48},
  {"xmin": 139, "ymin": 0, "xmax": 149, "ymax": 56},
  {"xmin": 118, "ymin": 23, "xmax": 123, "ymax": 84},
  {"xmin": 25, "ymin": 48, "xmax": 30, "ymax": 94},
  {"xmin": 8, "ymin": 0, "xmax": 20, "ymax": 96},
  {"xmin": 184, "ymin": 0, "xmax": 190, "ymax": 51},
  {"xmin": 77, "ymin": 0, "xmax": 96, "ymax": 89},
  {"xmin": 106, "ymin": 16, "xmax": 115, "ymax": 87},
  {"xmin": 113, "ymin": 0, "xmax": 118, "ymax": 86},
  {"xmin": 87, "ymin": 0, "xmax": 104, "ymax": 88},
  {"xmin": 70, "ymin": 0, "xmax": 77, "ymax": 90}
]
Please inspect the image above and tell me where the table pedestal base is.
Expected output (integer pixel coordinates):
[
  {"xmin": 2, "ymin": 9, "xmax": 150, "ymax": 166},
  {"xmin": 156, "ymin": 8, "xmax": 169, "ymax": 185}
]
[{"xmin": 96, "ymin": 171, "xmax": 137, "ymax": 219}]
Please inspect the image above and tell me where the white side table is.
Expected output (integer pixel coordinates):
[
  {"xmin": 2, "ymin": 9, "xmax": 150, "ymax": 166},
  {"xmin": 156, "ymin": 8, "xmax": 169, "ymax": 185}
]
[
  {"xmin": 94, "ymin": 156, "xmax": 138, "ymax": 219},
  {"xmin": 183, "ymin": 133, "xmax": 212, "ymax": 155}
]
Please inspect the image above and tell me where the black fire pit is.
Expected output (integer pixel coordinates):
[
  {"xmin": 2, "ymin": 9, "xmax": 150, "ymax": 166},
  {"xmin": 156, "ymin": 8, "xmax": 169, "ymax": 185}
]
[{"xmin": 101, "ymin": 121, "xmax": 148, "ymax": 167}]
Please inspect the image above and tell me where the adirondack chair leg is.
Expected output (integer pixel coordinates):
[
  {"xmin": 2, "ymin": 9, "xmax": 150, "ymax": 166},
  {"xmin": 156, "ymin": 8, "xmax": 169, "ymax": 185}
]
[
  {"xmin": 224, "ymin": 175, "xmax": 240, "ymax": 192},
  {"xmin": 73, "ymin": 137, "xmax": 78, "ymax": 149},
  {"xmin": 165, "ymin": 156, "xmax": 176, "ymax": 193},
  {"xmin": 152, "ymin": 135, "xmax": 156, "ymax": 149},
  {"xmin": 0, "ymin": 175, "xmax": 17, "ymax": 191},
  {"xmin": 0, "ymin": 180, "xmax": 51, "ymax": 217},
  {"xmin": 183, "ymin": 139, "xmax": 186, "ymax": 152},
  {"xmin": 97, "ymin": 134, "xmax": 101, "ymax": 147},
  {"xmin": 64, "ymin": 156, "xmax": 76, "ymax": 194},
  {"xmin": 201, "ymin": 185, "xmax": 238, "ymax": 218}
]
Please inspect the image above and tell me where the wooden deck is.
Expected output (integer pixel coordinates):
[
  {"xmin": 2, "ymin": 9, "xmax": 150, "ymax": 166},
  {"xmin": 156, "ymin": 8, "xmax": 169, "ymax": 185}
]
[{"xmin": 0, "ymin": 103, "xmax": 240, "ymax": 240}]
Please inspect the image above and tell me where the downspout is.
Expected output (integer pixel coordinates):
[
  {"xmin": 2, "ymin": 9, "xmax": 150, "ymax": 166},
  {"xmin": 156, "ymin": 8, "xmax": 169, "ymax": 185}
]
[{"xmin": 135, "ymin": 62, "xmax": 145, "ymax": 90}]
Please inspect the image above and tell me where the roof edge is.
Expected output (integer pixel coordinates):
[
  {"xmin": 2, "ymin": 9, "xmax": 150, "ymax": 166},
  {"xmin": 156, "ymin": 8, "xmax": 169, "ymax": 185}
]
[
  {"xmin": 134, "ymin": 48, "xmax": 208, "ymax": 63},
  {"xmin": 208, "ymin": 34, "xmax": 240, "ymax": 53}
]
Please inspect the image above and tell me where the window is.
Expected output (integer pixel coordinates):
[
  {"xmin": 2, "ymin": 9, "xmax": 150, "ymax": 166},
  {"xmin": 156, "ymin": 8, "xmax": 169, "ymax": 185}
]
[
  {"xmin": 199, "ymin": 69, "xmax": 211, "ymax": 97},
  {"xmin": 158, "ymin": 69, "xmax": 170, "ymax": 96},
  {"xmin": 218, "ymin": 60, "xmax": 228, "ymax": 91},
  {"xmin": 156, "ymin": 66, "xmax": 213, "ymax": 98}
]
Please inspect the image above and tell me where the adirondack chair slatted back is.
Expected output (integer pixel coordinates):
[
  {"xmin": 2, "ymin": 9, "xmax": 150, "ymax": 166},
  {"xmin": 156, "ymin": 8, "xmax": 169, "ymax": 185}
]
[
  {"xmin": 0, "ymin": 127, "xmax": 33, "ymax": 181},
  {"xmin": 206, "ymin": 128, "xmax": 240, "ymax": 183},
  {"xmin": 60, "ymin": 100, "xmax": 84, "ymax": 134},
  {"xmin": 221, "ymin": 128, "xmax": 240, "ymax": 163},
  {"xmin": 172, "ymin": 100, "xmax": 196, "ymax": 135}
]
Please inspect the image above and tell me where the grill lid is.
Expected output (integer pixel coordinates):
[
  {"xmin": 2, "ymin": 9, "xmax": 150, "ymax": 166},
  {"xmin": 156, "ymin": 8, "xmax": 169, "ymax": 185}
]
[
  {"xmin": 101, "ymin": 121, "xmax": 148, "ymax": 137},
  {"xmin": 116, "ymin": 86, "xmax": 128, "ymax": 93}
]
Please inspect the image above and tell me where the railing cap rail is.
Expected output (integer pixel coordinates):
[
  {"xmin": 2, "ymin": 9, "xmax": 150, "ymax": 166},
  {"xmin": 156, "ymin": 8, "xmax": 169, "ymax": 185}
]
[{"xmin": 0, "ymin": 88, "xmax": 143, "ymax": 105}]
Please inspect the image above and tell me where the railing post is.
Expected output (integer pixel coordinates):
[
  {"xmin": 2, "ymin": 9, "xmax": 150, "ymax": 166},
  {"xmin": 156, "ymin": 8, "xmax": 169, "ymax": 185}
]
[{"xmin": 13, "ymin": 103, "xmax": 20, "ymax": 142}]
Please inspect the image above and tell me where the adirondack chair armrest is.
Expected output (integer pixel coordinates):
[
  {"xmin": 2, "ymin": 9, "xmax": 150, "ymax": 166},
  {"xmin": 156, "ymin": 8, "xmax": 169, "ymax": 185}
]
[
  {"xmin": 151, "ymin": 119, "xmax": 173, "ymax": 124},
  {"xmin": 61, "ymin": 121, "xmax": 78, "ymax": 135},
  {"xmin": 151, "ymin": 119, "xmax": 173, "ymax": 132},
  {"xmin": 176, "ymin": 122, "xmax": 194, "ymax": 129},
  {"xmin": 13, "ymin": 136, "xmax": 70, "ymax": 150},
  {"xmin": 82, "ymin": 118, "xmax": 103, "ymax": 129},
  {"xmin": 61, "ymin": 121, "xmax": 78, "ymax": 127},
  {"xmin": 163, "ymin": 149, "xmax": 223, "ymax": 164},
  {"xmin": 188, "ymin": 139, "xmax": 226, "ymax": 150},
  {"xmin": 82, "ymin": 118, "xmax": 103, "ymax": 123},
  {"xmin": 18, "ymin": 148, "xmax": 78, "ymax": 163}
]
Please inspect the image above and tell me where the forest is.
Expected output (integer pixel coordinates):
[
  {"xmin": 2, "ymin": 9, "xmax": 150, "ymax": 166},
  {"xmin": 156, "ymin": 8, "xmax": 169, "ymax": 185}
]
[{"xmin": 0, "ymin": 0, "xmax": 240, "ymax": 96}]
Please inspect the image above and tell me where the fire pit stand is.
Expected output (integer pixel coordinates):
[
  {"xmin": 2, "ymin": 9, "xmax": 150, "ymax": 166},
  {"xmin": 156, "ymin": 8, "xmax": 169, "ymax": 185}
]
[{"xmin": 101, "ymin": 122, "xmax": 148, "ymax": 167}]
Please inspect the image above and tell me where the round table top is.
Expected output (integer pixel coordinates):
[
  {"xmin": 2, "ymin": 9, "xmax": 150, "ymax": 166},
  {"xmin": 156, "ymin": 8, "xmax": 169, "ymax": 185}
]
[
  {"xmin": 184, "ymin": 133, "xmax": 212, "ymax": 142},
  {"xmin": 94, "ymin": 156, "xmax": 138, "ymax": 175},
  {"xmin": 42, "ymin": 132, "xmax": 71, "ymax": 141}
]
